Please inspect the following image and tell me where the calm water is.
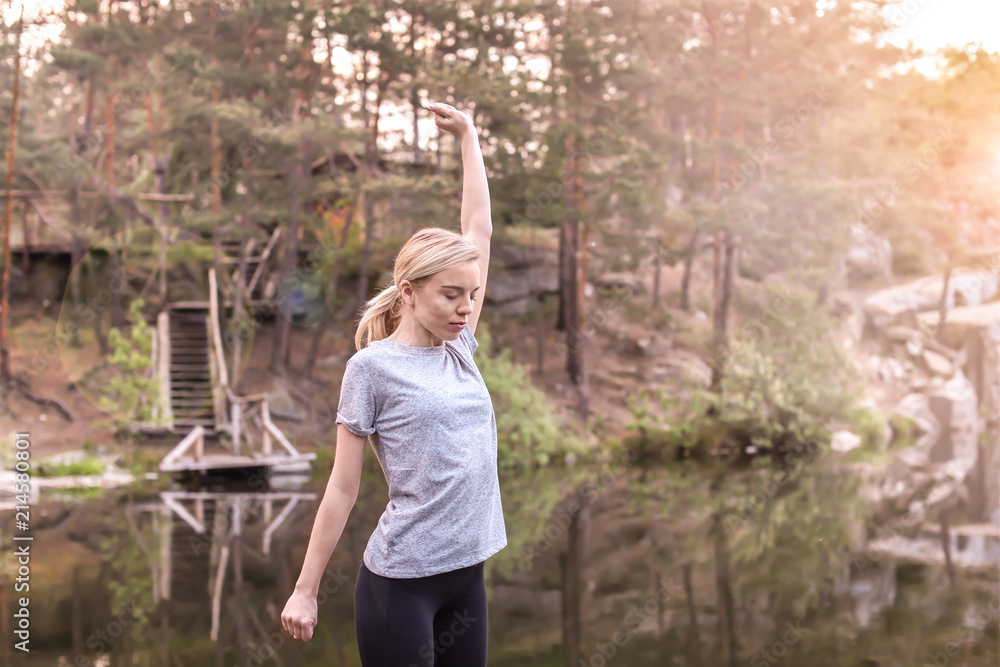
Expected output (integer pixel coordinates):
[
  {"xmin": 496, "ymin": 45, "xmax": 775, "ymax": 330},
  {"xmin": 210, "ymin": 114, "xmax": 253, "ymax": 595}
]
[{"xmin": 3, "ymin": 452, "xmax": 998, "ymax": 667}]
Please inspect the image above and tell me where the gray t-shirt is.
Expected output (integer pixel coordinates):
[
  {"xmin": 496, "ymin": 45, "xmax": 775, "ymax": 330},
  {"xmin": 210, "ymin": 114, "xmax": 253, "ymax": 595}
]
[{"xmin": 336, "ymin": 325, "xmax": 507, "ymax": 578}]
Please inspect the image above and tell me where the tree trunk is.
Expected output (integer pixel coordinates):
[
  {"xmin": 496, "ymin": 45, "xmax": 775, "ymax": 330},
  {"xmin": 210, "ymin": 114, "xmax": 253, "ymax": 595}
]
[
  {"xmin": 87, "ymin": 241, "xmax": 108, "ymax": 356},
  {"xmin": 412, "ymin": 85, "xmax": 423, "ymax": 165},
  {"xmin": 710, "ymin": 231, "xmax": 738, "ymax": 391},
  {"xmin": 19, "ymin": 204, "xmax": 29, "ymax": 274},
  {"xmin": 935, "ymin": 260, "xmax": 952, "ymax": 344},
  {"xmin": 0, "ymin": 16, "xmax": 20, "ymax": 381},
  {"xmin": 110, "ymin": 221, "xmax": 124, "ymax": 330},
  {"xmin": 713, "ymin": 507, "xmax": 739, "ymax": 667},
  {"xmin": 680, "ymin": 232, "xmax": 697, "ymax": 311},
  {"xmin": 69, "ymin": 230, "xmax": 83, "ymax": 347},
  {"xmin": 146, "ymin": 83, "xmax": 170, "ymax": 308},
  {"xmin": 683, "ymin": 562, "xmax": 702, "ymax": 664},
  {"xmin": 652, "ymin": 242, "xmax": 662, "ymax": 310},
  {"xmin": 556, "ymin": 222, "xmax": 567, "ymax": 331},
  {"xmin": 939, "ymin": 508, "xmax": 956, "ymax": 586},
  {"xmin": 560, "ymin": 491, "xmax": 590, "ymax": 667}
]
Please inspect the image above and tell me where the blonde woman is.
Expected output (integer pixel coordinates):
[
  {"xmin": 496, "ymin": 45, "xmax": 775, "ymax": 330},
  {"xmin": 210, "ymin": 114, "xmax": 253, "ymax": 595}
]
[{"xmin": 281, "ymin": 102, "xmax": 505, "ymax": 666}]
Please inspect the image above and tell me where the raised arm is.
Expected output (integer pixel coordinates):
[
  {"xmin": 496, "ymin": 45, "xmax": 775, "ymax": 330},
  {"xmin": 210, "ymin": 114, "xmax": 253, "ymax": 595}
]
[{"xmin": 429, "ymin": 102, "xmax": 492, "ymax": 336}]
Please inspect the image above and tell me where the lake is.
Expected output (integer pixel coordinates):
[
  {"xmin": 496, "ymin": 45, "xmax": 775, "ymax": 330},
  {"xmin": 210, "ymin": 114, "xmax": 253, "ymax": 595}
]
[{"xmin": 3, "ymin": 452, "xmax": 998, "ymax": 666}]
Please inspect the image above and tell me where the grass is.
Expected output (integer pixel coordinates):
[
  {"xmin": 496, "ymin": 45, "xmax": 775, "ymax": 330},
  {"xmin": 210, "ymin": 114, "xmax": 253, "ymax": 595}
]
[{"xmin": 36, "ymin": 457, "xmax": 107, "ymax": 478}]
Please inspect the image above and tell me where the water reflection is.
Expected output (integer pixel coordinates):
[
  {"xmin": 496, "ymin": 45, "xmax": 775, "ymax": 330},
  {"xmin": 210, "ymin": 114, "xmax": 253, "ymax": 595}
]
[{"xmin": 5, "ymin": 455, "xmax": 998, "ymax": 666}]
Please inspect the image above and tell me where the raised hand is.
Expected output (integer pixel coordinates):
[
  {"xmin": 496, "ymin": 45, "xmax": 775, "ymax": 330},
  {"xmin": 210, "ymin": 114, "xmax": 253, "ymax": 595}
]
[{"xmin": 428, "ymin": 102, "xmax": 474, "ymax": 139}]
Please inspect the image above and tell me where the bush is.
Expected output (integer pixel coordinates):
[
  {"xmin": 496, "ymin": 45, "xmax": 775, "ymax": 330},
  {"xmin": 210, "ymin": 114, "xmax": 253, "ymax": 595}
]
[
  {"xmin": 888, "ymin": 412, "xmax": 921, "ymax": 450},
  {"xmin": 630, "ymin": 285, "xmax": 862, "ymax": 460},
  {"xmin": 37, "ymin": 457, "xmax": 106, "ymax": 478},
  {"xmin": 474, "ymin": 323, "xmax": 574, "ymax": 469},
  {"xmin": 850, "ymin": 406, "xmax": 888, "ymax": 452}
]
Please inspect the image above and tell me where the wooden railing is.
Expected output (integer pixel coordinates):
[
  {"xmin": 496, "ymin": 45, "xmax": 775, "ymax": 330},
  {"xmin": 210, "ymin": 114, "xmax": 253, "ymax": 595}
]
[
  {"xmin": 226, "ymin": 389, "xmax": 309, "ymax": 460},
  {"xmin": 159, "ymin": 425, "xmax": 206, "ymax": 471},
  {"xmin": 154, "ymin": 310, "xmax": 174, "ymax": 428},
  {"xmin": 208, "ymin": 268, "xmax": 229, "ymax": 430}
]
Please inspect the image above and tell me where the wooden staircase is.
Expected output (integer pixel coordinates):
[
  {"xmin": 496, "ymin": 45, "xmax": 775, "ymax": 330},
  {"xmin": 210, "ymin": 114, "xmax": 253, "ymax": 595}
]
[
  {"xmin": 218, "ymin": 226, "xmax": 281, "ymax": 309},
  {"xmin": 167, "ymin": 303, "xmax": 217, "ymax": 432},
  {"xmin": 153, "ymin": 269, "xmax": 316, "ymax": 477}
]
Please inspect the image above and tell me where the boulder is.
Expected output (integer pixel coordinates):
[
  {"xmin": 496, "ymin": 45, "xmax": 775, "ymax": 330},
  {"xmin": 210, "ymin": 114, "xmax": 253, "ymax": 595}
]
[
  {"xmin": 864, "ymin": 268, "xmax": 999, "ymax": 331},
  {"xmin": 831, "ymin": 430, "xmax": 862, "ymax": 453},
  {"xmin": 917, "ymin": 301, "xmax": 1000, "ymax": 350},
  {"xmin": 485, "ymin": 266, "xmax": 559, "ymax": 305},
  {"xmin": 491, "ymin": 243, "xmax": 558, "ymax": 270},
  {"xmin": 926, "ymin": 371, "xmax": 981, "ymax": 470},
  {"xmin": 631, "ymin": 334, "xmax": 672, "ymax": 357},
  {"xmin": 490, "ymin": 296, "xmax": 536, "ymax": 317},
  {"xmin": 267, "ymin": 386, "xmax": 303, "ymax": 422},
  {"xmin": 921, "ymin": 349, "xmax": 954, "ymax": 377}
]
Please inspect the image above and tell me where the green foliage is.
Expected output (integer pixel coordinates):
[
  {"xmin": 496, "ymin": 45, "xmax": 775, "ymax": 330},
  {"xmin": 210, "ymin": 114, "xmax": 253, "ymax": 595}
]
[
  {"xmin": 848, "ymin": 405, "xmax": 889, "ymax": 453},
  {"xmin": 36, "ymin": 456, "xmax": 106, "ymax": 478},
  {"xmin": 473, "ymin": 323, "xmax": 575, "ymax": 469},
  {"xmin": 723, "ymin": 286, "xmax": 860, "ymax": 424},
  {"xmin": 726, "ymin": 466, "xmax": 868, "ymax": 619},
  {"xmin": 100, "ymin": 523, "xmax": 155, "ymax": 634},
  {"xmin": 628, "ymin": 287, "xmax": 860, "ymax": 460},
  {"xmin": 888, "ymin": 412, "xmax": 921, "ymax": 450},
  {"xmin": 98, "ymin": 299, "xmax": 170, "ymax": 436}
]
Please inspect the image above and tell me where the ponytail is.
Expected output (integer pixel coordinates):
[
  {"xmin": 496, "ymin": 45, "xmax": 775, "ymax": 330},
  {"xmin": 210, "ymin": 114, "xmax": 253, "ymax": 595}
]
[{"xmin": 355, "ymin": 283, "xmax": 402, "ymax": 351}]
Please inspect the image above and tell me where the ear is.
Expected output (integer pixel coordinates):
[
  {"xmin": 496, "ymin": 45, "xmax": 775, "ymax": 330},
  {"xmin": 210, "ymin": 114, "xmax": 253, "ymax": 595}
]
[{"xmin": 398, "ymin": 280, "xmax": 415, "ymax": 306}]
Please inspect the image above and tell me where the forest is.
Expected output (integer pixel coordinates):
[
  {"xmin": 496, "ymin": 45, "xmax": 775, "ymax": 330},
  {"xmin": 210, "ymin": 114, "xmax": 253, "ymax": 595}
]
[{"xmin": 0, "ymin": 1, "xmax": 999, "ymax": 666}]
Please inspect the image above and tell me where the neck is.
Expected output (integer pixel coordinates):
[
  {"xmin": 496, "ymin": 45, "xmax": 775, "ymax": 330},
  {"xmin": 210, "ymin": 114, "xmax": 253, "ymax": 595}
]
[{"xmin": 389, "ymin": 318, "xmax": 445, "ymax": 347}]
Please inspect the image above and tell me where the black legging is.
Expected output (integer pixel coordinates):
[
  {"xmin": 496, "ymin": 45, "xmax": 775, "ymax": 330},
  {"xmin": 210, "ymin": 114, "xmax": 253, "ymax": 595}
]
[{"xmin": 354, "ymin": 559, "xmax": 489, "ymax": 666}]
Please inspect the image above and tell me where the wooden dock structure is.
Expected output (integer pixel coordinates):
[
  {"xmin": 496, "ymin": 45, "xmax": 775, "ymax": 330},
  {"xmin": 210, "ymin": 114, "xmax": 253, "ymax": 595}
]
[
  {"xmin": 151, "ymin": 267, "xmax": 316, "ymax": 478},
  {"xmin": 159, "ymin": 423, "xmax": 316, "ymax": 475}
]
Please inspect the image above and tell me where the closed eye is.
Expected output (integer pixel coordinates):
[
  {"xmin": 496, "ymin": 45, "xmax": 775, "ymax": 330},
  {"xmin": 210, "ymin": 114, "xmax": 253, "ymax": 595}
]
[{"xmin": 447, "ymin": 295, "xmax": 476, "ymax": 301}]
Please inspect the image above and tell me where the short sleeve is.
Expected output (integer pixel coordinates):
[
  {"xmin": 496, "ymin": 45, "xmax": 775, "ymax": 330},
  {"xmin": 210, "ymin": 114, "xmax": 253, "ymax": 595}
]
[
  {"xmin": 336, "ymin": 354, "xmax": 378, "ymax": 437},
  {"xmin": 457, "ymin": 325, "xmax": 479, "ymax": 356}
]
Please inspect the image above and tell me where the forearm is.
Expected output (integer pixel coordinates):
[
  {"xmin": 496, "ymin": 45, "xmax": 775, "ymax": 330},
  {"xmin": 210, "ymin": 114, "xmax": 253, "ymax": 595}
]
[
  {"xmin": 293, "ymin": 486, "xmax": 355, "ymax": 596},
  {"xmin": 459, "ymin": 131, "xmax": 492, "ymax": 237}
]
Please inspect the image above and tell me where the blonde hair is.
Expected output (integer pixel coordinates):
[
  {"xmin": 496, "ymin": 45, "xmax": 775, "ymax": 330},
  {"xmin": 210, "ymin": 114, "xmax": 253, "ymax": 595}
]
[{"xmin": 354, "ymin": 227, "xmax": 481, "ymax": 350}]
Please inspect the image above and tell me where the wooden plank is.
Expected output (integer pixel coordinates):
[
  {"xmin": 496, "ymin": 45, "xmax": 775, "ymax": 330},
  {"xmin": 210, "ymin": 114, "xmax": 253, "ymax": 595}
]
[
  {"xmin": 157, "ymin": 312, "xmax": 174, "ymax": 429},
  {"xmin": 923, "ymin": 523, "xmax": 1000, "ymax": 538},
  {"xmin": 209, "ymin": 269, "xmax": 229, "ymax": 430},
  {"xmin": 247, "ymin": 226, "xmax": 281, "ymax": 295},
  {"xmin": 160, "ymin": 452, "xmax": 317, "ymax": 472},
  {"xmin": 161, "ymin": 491, "xmax": 316, "ymax": 501},
  {"xmin": 159, "ymin": 426, "xmax": 205, "ymax": 470}
]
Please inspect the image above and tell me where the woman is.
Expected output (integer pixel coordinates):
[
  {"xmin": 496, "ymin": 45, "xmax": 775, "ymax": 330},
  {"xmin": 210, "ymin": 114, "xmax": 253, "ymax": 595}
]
[{"xmin": 280, "ymin": 102, "xmax": 505, "ymax": 667}]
